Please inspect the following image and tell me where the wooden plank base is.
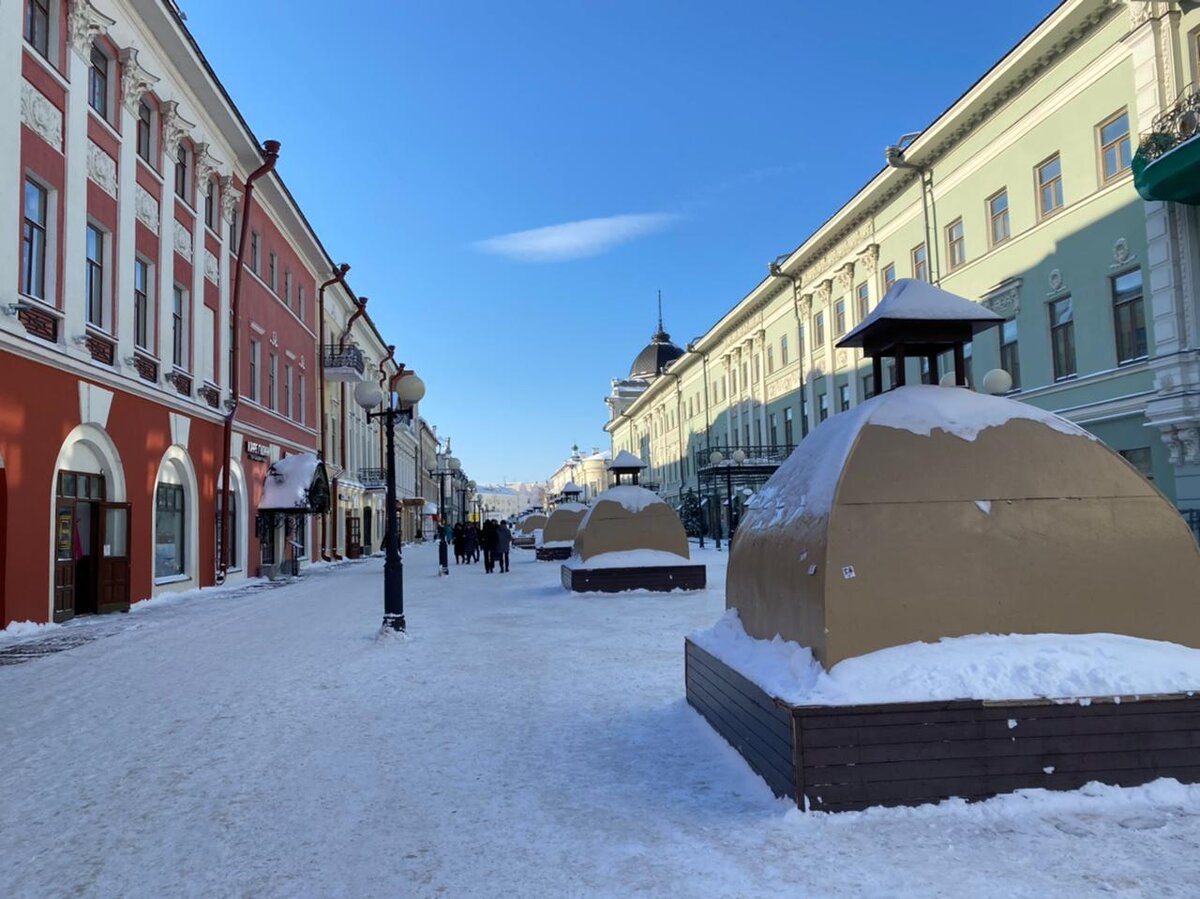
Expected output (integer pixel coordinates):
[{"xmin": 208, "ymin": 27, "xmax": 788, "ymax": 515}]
[
  {"xmin": 562, "ymin": 564, "xmax": 707, "ymax": 593},
  {"xmin": 536, "ymin": 546, "xmax": 573, "ymax": 561},
  {"xmin": 684, "ymin": 638, "xmax": 1200, "ymax": 812}
]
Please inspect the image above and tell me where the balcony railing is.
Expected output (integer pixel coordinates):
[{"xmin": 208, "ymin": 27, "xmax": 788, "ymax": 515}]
[
  {"xmin": 694, "ymin": 444, "xmax": 796, "ymax": 474},
  {"xmin": 1134, "ymin": 86, "xmax": 1200, "ymax": 205},
  {"xmin": 359, "ymin": 468, "xmax": 386, "ymax": 489},
  {"xmin": 322, "ymin": 344, "xmax": 365, "ymax": 382}
]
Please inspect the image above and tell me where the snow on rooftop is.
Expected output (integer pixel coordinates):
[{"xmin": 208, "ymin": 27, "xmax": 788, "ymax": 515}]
[
  {"xmin": 607, "ymin": 450, "xmax": 647, "ymax": 470},
  {"xmin": 259, "ymin": 453, "xmax": 322, "ymax": 511},
  {"xmin": 841, "ymin": 277, "xmax": 1002, "ymax": 345},
  {"xmin": 692, "ymin": 610, "xmax": 1200, "ymax": 706}
]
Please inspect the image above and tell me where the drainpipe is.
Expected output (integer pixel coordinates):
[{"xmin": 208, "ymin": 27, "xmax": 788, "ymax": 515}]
[
  {"xmin": 217, "ymin": 140, "xmax": 279, "ymax": 584},
  {"xmin": 769, "ymin": 260, "xmax": 803, "ymax": 451},
  {"xmin": 316, "ymin": 263, "xmax": 350, "ymax": 560}
]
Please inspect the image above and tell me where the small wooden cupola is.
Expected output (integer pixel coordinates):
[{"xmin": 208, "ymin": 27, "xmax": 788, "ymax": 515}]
[
  {"xmin": 836, "ymin": 279, "xmax": 1003, "ymax": 395},
  {"xmin": 606, "ymin": 450, "xmax": 648, "ymax": 486},
  {"xmin": 559, "ymin": 481, "xmax": 583, "ymax": 503}
]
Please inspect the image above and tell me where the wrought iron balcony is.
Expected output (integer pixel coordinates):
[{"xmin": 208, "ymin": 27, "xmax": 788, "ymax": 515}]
[
  {"xmin": 1134, "ymin": 86, "xmax": 1200, "ymax": 205},
  {"xmin": 321, "ymin": 344, "xmax": 365, "ymax": 382},
  {"xmin": 359, "ymin": 468, "xmax": 386, "ymax": 489},
  {"xmin": 694, "ymin": 444, "xmax": 795, "ymax": 474}
]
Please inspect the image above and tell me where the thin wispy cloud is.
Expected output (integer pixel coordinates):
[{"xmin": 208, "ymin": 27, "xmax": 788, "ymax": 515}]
[{"xmin": 475, "ymin": 212, "xmax": 682, "ymax": 262}]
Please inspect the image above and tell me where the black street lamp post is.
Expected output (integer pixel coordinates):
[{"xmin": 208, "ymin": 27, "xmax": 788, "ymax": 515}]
[
  {"xmin": 708, "ymin": 448, "xmax": 745, "ymax": 551},
  {"xmin": 431, "ymin": 451, "xmax": 461, "ymax": 575},
  {"xmin": 355, "ymin": 372, "xmax": 426, "ymax": 631}
]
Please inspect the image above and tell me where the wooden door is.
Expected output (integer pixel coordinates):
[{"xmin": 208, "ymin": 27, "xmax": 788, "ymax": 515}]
[
  {"xmin": 96, "ymin": 502, "xmax": 131, "ymax": 613},
  {"xmin": 53, "ymin": 503, "xmax": 76, "ymax": 622},
  {"xmin": 346, "ymin": 513, "xmax": 362, "ymax": 559}
]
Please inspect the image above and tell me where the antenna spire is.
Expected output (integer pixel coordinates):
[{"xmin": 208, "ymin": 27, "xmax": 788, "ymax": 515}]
[{"xmin": 656, "ymin": 290, "xmax": 664, "ymax": 337}]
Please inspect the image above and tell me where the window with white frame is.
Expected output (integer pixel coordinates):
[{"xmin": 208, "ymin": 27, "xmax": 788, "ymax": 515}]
[
  {"xmin": 174, "ymin": 143, "xmax": 190, "ymax": 201},
  {"xmin": 1037, "ymin": 153, "xmax": 1064, "ymax": 218},
  {"xmin": 22, "ymin": 178, "xmax": 48, "ymax": 299},
  {"xmin": 24, "ymin": 0, "xmax": 51, "ymax": 59},
  {"xmin": 88, "ymin": 44, "xmax": 110, "ymax": 119},
  {"xmin": 946, "ymin": 218, "xmax": 966, "ymax": 270},
  {"xmin": 883, "ymin": 262, "xmax": 896, "ymax": 292},
  {"xmin": 204, "ymin": 179, "xmax": 216, "ymax": 230},
  {"xmin": 134, "ymin": 257, "xmax": 152, "ymax": 349},
  {"xmin": 171, "ymin": 285, "xmax": 189, "ymax": 369},
  {"xmin": 268, "ymin": 252, "xmax": 277, "ymax": 293},
  {"xmin": 137, "ymin": 100, "xmax": 155, "ymax": 164},
  {"xmin": 268, "ymin": 352, "xmax": 278, "ymax": 410},
  {"xmin": 249, "ymin": 339, "xmax": 260, "ymax": 401},
  {"xmin": 155, "ymin": 480, "xmax": 186, "ymax": 580},
  {"xmin": 284, "ymin": 364, "xmax": 293, "ymax": 419},
  {"xmin": 85, "ymin": 223, "xmax": 106, "ymax": 328},
  {"xmin": 1112, "ymin": 268, "xmax": 1147, "ymax": 364},
  {"xmin": 856, "ymin": 282, "xmax": 869, "ymax": 321},
  {"xmin": 1000, "ymin": 317, "xmax": 1020, "ymax": 390},
  {"xmin": 911, "ymin": 243, "xmax": 928, "ymax": 282}
]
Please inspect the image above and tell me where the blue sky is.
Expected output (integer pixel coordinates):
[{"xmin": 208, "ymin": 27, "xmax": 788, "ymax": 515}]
[{"xmin": 185, "ymin": 0, "xmax": 1060, "ymax": 484}]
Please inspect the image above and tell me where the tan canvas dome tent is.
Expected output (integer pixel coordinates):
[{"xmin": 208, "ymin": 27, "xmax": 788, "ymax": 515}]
[
  {"xmin": 563, "ymin": 485, "xmax": 705, "ymax": 592},
  {"xmin": 517, "ymin": 514, "xmax": 547, "ymax": 535},
  {"xmin": 727, "ymin": 384, "xmax": 1200, "ymax": 667},
  {"xmin": 535, "ymin": 503, "xmax": 587, "ymax": 560}
]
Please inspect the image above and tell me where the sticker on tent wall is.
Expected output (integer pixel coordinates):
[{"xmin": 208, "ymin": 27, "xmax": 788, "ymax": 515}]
[
  {"xmin": 842, "ymin": 566, "xmax": 856, "ymax": 579},
  {"xmin": 799, "ymin": 550, "xmax": 808, "ymax": 561},
  {"xmin": 807, "ymin": 565, "xmax": 817, "ymax": 576}
]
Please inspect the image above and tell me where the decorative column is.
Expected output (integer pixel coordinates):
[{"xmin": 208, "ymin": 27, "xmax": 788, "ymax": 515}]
[
  {"xmin": 798, "ymin": 292, "xmax": 816, "ymax": 434},
  {"xmin": 192, "ymin": 143, "xmax": 216, "ymax": 388},
  {"xmin": 219, "ymin": 173, "xmax": 241, "ymax": 399},
  {"xmin": 753, "ymin": 329, "xmax": 767, "ymax": 443},
  {"xmin": 63, "ymin": 0, "xmax": 116, "ymax": 355},
  {"xmin": 116, "ymin": 48, "xmax": 157, "ymax": 368},
  {"xmin": 157, "ymin": 100, "xmax": 192, "ymax": 383},
  {"xmin": 814, "ymin": 279, "xmax": 833, "ymax": 423},
  {"xmin": 836, "ymin": 263, "xmax": 857, "ymax": 408},
  {"xmin": 720, "ymin": 353, "xmax": 733, "ymax": 447},
  {"xmin": 0, "ymin": 0, "xmax": 24, "ymax": 318}
]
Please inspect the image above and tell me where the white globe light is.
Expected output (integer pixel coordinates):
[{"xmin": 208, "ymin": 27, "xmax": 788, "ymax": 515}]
[
  {"xmin": 354, "ymin": 379, "xmax": 385, "ymax": 410},
  {"xmin": 448, "ymin": 456, "xmax": 462, "ymax": 471},
  {"xmin": 709, "ymin": 450, "xmax": 724, "ymax": 464},
  {"xmin": 938, "ymin": 371, "xmax": 958, "ymax": 388},
  {"xmin": 396, "ymin": 373, "xmax": 426, "ymax": 404},
  {"xmin": 981, "ymin": 368, "xmax": 1014, "ymax": 395},
  {"xmin": 732, "ymin": 449, "xmax": 747, "ymax": 464}
]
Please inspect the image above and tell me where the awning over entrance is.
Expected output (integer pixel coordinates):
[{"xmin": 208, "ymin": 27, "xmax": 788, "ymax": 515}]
[{"xmin": 259, "ymin": 453, "xmax": 331, "ymax": 514}]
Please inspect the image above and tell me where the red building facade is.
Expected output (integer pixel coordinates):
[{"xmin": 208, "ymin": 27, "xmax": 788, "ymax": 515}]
[{"xmin": 0, "ymin": 0, "xmax": 345, "ymax": 626}]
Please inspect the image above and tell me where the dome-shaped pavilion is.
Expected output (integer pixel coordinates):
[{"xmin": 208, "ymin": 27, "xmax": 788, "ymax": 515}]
[{"xmin": 727, "ymin": 384, "xmax": 1200, "ymax": 667}]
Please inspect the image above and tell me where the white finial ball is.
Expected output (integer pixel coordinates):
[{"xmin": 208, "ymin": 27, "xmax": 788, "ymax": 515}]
[{"xmin": 982, "ymin": 368, "xmax": 1013, "ymax": 395}]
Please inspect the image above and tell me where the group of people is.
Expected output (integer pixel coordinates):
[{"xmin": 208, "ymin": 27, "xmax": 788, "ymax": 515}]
[{"xmin": 451, "ymin": 519, "xmax": 512, "ymax": 573}]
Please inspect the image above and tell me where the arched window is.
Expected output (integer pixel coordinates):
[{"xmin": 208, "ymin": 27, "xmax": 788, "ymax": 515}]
[{"xmin": 155, "ymin": 478, "xmax": 186, "ymax": 579}]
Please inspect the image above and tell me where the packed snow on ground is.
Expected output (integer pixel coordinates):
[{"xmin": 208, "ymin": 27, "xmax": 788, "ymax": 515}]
[
  {"xmin": 0, "ymin": 619, "xmax": 60, "ymax": 642},
  {"xmin": 3, "ymin": 543, "xmax": 1200, "ymax": 898},
  {"xmin": 564, "ymin": 548, "xmax": 692, "ymax": 569},
  {"xmin": 692, "ymin": 609, "xmax": 1200, "ymax": 705}
]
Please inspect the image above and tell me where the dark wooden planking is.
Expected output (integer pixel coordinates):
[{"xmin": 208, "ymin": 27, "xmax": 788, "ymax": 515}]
[
  {"xmin": 803, "ymin": 765, "xmax": 1200, "ymax": 810},
  {"xmin": 686, "ymin": 662, "xmax": 796, "ymax": 753},
  {"xmin": 799, "ymin": 711, "xmax": 1200, "ymax": 749},
  {"xmin": 686, "ymin": 644, "xmax": 793, "ymax": 727},
  {"xmin": 687, "ymin": 681, "xmax": 796, "ymax": 797},
  {"xmin": 797, "ymin": 696, "xmax": 1200, "ymax": 728},
  {"xmin": 566, "ymin": 565, "xmax": 706, "ymax": 593},
  {"xmin": 803, "ymin": 727, "xmax": 1200, "ymax": 766},
  {"xmin": 807, "ymin": 746, "xmax": 1200, "ymax": 787}
]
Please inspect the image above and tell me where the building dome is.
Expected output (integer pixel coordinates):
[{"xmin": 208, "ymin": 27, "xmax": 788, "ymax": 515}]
[{"xmin": 629, "ymin": 326, "xmax": 684, "ymax": 380}]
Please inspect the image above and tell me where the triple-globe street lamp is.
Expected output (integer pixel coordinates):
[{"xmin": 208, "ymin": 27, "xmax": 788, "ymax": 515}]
[
  {"xmin": 353, "ymin": 371, "xmax": 426, "ymax": 632},
  {"xmin": 708, "ymin": 447, "xmax": 746, "ymax": 551}
]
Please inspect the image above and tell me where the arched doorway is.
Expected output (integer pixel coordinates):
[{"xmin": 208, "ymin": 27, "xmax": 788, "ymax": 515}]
[
  {"xmin": 50, "ymin": 425, "xmax": 128, "ymax": 622},
  {"xmin": 216, "ymin": 462, "xmax": 249, "ymax": 582}
]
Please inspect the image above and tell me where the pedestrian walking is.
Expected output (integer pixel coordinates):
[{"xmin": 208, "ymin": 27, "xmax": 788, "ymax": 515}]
[
  {"xmin": 482, "ymin": 519, "xmax": 498, "ymax": 573},
  {"xmin": 465, "ymin": 523, "xmax": 480, "ymax": 564},
  {"xmin": 452, "ymin": 522, "xmax": 465, "ymax": 564},
  {"xmin": 496, "ymin": 520, "xmax": 512, "ymax": 573}
]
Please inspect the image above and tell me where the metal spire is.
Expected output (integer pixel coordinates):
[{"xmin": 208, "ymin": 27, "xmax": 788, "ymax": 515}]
[{"xmin": 657, "ymin": 290, "xmax": 664, "ymax": 334}]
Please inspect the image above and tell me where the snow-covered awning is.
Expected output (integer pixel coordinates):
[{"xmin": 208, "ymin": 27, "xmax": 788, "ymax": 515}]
[{"xmin": 259, "ymin": 453, "xmax": 330, "ymax": 513}]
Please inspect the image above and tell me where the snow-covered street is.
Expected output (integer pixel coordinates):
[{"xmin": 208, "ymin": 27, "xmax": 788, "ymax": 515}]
[{"xmin": 3, "ymin": 543, "xmax": 1200, "ymax": 898}]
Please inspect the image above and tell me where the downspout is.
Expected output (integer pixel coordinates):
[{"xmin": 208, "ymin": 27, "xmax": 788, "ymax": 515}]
[
  {"xmin": 330, "ymin": 296, "xmax": 368, "ymax": 560},
  {"xmin": 317, "ymin": 263, "xmax": 350, "ymax": 561},
  {"xmin": 217, "ymin": 140, "xmax": 279, "ymax": 585},
  {"xmin": 768, "ymin": 261, "xmax": 804, "ymax": 449}
]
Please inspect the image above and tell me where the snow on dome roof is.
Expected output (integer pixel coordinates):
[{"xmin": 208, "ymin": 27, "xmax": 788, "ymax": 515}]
[
  {"xmin": 839, "ymin": 278, "xmax": 1003, "ymax": 347},
  {"xmin": 259, "ymin": 453, "xmax": 329, "ymax": 512},
  {"xmin": 607, "ymin": 450, "xmax": 647, "ymax": 470}
]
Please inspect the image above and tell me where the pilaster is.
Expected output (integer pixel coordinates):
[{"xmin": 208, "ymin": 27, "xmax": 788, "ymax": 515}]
[
  {"xmin": 0, "ymin": 0, "xmax": 24, "ymax": 322},
  {"xmin": 62, "ymin": 29, "xmax": 96, "ymax": 357}
]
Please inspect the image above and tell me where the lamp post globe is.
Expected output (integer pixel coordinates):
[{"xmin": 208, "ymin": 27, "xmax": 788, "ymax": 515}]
[
  {"xmin": 732, "ymin": 448, "xmax": 747, "ymax": 464},
  {"xmin": 396, "ymin": 373, "xmax": 426, "ymax": 405},
  {"xmin": 354, "ymin": 379, "xmax": 385, "ymax": 411},
  {"xmin": 709, "ymin": 450, "xmax": 724, "ymax": 464}
]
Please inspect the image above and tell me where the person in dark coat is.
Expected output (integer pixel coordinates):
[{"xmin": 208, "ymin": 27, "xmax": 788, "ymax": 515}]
[
  {"xmin": 452, "ymin": 522, "xmax": 466, "ymax": 564},
  {"xmin": 495, "ymin": 520, "xmax": 512, "ymax": 573},
  {"xmin": 482, "ymin": 519, "xmax": 498, "ymax": 573},
  {"xmin": 464, "ymin": 524, "xmax": 480, "ymax": 564}
]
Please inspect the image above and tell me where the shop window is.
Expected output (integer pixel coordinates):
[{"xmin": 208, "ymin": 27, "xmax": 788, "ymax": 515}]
[{"xmin": 155, "ymin": 483, "xmax": 186, "ymax": 580}]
